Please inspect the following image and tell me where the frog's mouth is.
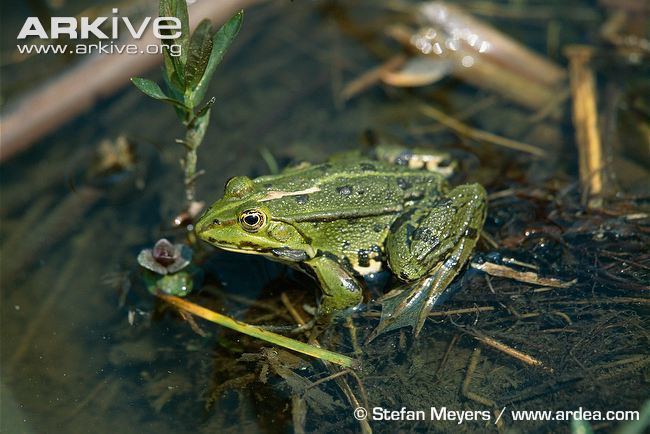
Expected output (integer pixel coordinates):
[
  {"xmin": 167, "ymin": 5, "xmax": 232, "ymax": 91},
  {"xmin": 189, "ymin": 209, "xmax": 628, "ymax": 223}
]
[
  {"xmin": 213, "ymin": 243, "xmax": 310, "ymax": 262},
  {"xmin": 207, "ymin": 241, "xmax": 268, "ymax": 255}
]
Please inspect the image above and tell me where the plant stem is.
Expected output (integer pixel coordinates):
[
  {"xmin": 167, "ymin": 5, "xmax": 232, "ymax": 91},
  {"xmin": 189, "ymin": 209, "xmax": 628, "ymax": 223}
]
[
  {"xmin": 157, "ymin": 293, "xmax": 358, "ymax": 368},
  {"xmin": 184, "ymin": 146, "xmax": 197, "ymax": 203},
  {"xmin": 181, "ymin": 108, "xmax": 210, "ymax": 205}
]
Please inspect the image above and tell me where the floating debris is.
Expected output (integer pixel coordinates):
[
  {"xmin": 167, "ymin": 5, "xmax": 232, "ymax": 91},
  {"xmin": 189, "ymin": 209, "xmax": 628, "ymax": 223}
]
[{"xmin": 471, "ymin": 260, "xmax": 576, "ymax": 288}]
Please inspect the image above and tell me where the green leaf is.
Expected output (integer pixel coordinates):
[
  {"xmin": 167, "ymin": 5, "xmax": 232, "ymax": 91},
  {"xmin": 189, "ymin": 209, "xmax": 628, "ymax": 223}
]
[
  {"xmin": 184, "ymin": 19, "xmax": 215, "ymax": 98},
  {"xmin": 162, "ymin": 73, "xmax": 189, "ymax": 121},
  {"xmin": 162, "ymin": 53, "xmax": 184, "ymax": 92},
  {"xmin": 131, "ymin": 77, "xmax": 188, "ymax": 110},
  {"xmin": 190, "ymin": 10, "xmax": 243, "ymax": 108},
  {"xmin": 159, "ymin": 0, "xmax": 190, "ymax": 84}
]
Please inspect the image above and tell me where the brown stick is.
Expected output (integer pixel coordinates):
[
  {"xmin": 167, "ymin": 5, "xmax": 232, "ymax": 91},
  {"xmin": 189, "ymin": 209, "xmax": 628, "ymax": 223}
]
[
  {"xmin": 471, "ymin": 331, "xmax": 552, "ymax": 371},
  {"xmin": 471, "ymin": 261, "xmax": 576, "ymax": 288},
  {"xmin": 340, "ymin": 54, "xmax": 407, "ymax": 101},
  {"xmin": 0, "ymin": 0, "xmax": 262, "ymax": 163},
  {"xmin": 419, "ymin": 3, "xmax": 566, "ymax": 86},
  {"xmin": 461, "ymin": 348, "xmax": 497, "ymax": 407},
  {"xmin": 387, "ymin": 24, "xmax": 561, "ymax": 111},
  {"xmin": 564, "ymin": 45, "xmax": 604, "ymax": 208},
  {"xmin": 418, "ymin": 104, "xmax": 547, "ymax": 157}
]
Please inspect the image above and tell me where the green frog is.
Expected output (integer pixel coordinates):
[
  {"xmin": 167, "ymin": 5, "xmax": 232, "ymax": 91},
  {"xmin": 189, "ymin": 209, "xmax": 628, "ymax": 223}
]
[{"xmin": 195, "ymin": 146, "xmax": 487, "ymax": 339}]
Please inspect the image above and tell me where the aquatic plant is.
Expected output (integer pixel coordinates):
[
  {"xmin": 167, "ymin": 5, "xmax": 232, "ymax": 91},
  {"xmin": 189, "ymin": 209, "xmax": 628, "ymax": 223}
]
[
  {"xmin": 137, "ymin": 238, "xmax": 192, "ymax": 275},
  {"xmin": 137, "ymin": 238, "xmax": 196, "ymax": 297},
  {"xmin": 131, "ymin": 0, "xmax": 243, "ymax": 208}
]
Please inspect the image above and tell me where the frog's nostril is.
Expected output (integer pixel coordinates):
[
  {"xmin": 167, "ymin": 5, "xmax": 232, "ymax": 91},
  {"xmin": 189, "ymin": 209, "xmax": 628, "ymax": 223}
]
[{"xmin": 213, "ymin": 219, "xmax": 221, "ymax": 226}]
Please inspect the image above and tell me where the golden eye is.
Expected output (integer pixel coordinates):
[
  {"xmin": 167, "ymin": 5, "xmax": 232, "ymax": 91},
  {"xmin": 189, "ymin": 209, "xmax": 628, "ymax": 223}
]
[{"xmin": 239, "ymin": 209, "xmax": 266, "ymax": 232}]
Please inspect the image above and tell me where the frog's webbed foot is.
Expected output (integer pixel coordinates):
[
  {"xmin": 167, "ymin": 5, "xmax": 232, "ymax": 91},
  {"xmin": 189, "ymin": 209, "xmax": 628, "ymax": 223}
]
[
  {"xmin": 367, "ymin": 184, "xmax": 486, "ymax": 341},
  {"xmin": 367, "ymin": 267, "xmax": 454, "ymax": 342}
]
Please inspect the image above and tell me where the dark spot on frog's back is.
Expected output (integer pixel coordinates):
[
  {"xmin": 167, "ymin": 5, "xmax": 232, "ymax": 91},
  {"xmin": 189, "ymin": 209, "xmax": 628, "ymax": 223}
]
[
  {"xmin": 336, "ymin": 185, "xmax": 352, "ymax": 196},
  {"xmin": 357, "ymin": 249, "xmax": 370, "ymax": 267},
  {"xmin": 413, "ymin": 227, "xmax": 436, "ymax": 244},
  {"xmin": 404, "ymin": 190, "xmax": 424, "ymax": 201},
  {"xmin": 405, "ymin": 223, "xmax": 416, "ymax": 246},
  {"xmin": 395, "ymin": 151, "xmax": 412, "ymax": 166},
  {"xmin": 464, "ymin": 227, "xmax": 478, "ymax": 239},
  {"xmin": 295, "ymin": 194, "xmax": 309, "ymax": 205},
  {"xmin": 359, "ymin": 162, "xmax": 375, "ymax": 171},
  {"xmin": 396, "ymin": 177, "xmax": 411, "ymax": 190},
  {"xmin": 340, "ymin": 256, "xmax": 355, "ymax": 274},
  {"xmin": 321, "ymin": 251, "xmax": 340, "ymax": 263}
]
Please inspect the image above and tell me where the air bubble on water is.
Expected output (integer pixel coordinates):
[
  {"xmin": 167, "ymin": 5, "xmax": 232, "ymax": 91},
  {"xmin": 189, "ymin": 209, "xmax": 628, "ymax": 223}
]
[{"xmin": 461, "ymin": 56, "xmax": 475, "ymax": 67}]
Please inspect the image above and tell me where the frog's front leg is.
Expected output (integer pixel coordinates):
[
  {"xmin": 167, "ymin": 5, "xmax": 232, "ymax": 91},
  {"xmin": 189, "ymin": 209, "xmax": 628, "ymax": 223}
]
[
  {"xmin": 303, "ymin": 255, "xmax": 364, "ymax": 327},
  {"xmin": 371, "ymin": 183, "xmax": 487, "ymax": 339}
]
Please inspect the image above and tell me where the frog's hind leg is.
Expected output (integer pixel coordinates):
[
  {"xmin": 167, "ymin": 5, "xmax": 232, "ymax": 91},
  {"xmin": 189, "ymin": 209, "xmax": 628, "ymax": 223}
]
[{"xmin": 370, "ymin": 183, "xmax": 486, "ymax": 340}]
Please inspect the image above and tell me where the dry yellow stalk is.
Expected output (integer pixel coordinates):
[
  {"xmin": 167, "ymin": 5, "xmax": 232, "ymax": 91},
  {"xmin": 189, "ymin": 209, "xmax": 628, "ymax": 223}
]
[{"xmin": 564, "ymin": 45, "xmax": 604, "ymax": 208}]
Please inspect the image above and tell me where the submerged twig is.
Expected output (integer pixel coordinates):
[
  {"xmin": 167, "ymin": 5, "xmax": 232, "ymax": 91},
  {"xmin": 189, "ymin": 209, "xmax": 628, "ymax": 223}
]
[
  {"xmin": 471, "ymin": 261, "xmax": 576, "ymax": 288},
  {"xmin": 341, "ymin": 54, "xmax": 407, "ymax": 100},
  {"xmin": 418, "ymin": 104, "xmax": 547, "ymax": 157},
  {"xmin": 435, "ymin": 334, "xmax": 460, "ymax": 377},
  {"xmin": 364, "ymin": 306, "xmax": 495, "ymax": 318},
  {"xmin": 461, "ymin": 348, "xmax": 497, "ymax": 407},
  {"xmin": 385, "ymin": 2, "xmax": 566, "ymax": 110},
  {"xmin": 466, "ymin": 329, "xmax": 551, "ymax": 371},
  {"xmin": 0, "ymin": 0, "xmax": 261, "ymax": 163}
]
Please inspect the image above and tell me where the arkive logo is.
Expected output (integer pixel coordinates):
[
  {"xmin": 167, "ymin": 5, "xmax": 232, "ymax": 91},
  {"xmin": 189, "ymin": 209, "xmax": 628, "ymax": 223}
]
[{"xmin": 17, "ymin": 8, "xmax": 181, "ymax": 40}]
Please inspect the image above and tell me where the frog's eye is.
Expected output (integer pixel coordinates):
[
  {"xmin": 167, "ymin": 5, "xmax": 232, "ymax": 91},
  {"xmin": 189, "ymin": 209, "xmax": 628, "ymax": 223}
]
[{"xmin": 239, "ymin": 209, "xmax": 266, "ymax": 232}]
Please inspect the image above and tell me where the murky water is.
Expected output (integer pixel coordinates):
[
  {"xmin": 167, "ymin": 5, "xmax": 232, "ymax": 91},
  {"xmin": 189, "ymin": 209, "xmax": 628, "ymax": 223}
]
[{"xmin": 2, "ymin": 1, "xmax": 649, "ymax": 433}]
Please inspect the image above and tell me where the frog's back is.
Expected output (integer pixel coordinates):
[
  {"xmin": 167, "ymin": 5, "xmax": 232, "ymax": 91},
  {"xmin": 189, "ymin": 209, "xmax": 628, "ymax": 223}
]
[{"xmin": 253, "ymin": 160, "xmax": 447, "ymax": 223}]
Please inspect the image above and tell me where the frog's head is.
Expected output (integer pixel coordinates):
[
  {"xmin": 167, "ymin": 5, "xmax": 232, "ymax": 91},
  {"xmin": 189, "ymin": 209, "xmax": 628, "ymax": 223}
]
[{"xmin": 195, "ymin": 176, "xmax": 315, "ymax": 262}]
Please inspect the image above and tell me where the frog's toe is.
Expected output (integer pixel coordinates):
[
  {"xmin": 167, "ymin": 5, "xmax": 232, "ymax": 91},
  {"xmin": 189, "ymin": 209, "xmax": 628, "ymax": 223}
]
[
  {"xmin": 366, "ymin": 275, "xmax": 451, "ymax": 342},
  {"xmin": 290, "ymin": 318, "xmax": 316, "ymax": 335}
]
